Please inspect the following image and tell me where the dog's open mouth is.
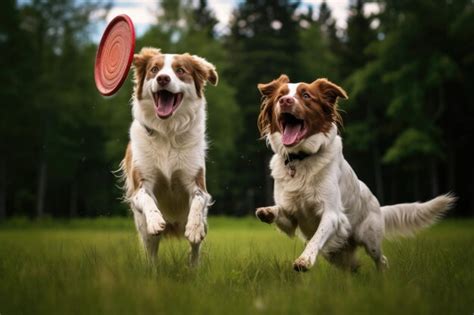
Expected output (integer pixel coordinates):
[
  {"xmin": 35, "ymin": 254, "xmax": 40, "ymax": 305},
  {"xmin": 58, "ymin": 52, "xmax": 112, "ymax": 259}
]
[
  {"xmin": 279, "ymin": 113, "xmax": 307, "ymax": 147},
  {"xmin": 153, "ymin": 90, "xmax": 184, "ymax": 119}
]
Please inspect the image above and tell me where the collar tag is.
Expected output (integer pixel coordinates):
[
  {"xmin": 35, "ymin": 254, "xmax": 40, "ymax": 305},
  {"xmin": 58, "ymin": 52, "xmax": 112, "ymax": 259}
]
[
  {"xmin": 283, "ymin": 151, "xmax": 312, "ymax": 178},
  {"xmin": 287, "ymin": 164, "xmax": 296, "ymax": 177}
]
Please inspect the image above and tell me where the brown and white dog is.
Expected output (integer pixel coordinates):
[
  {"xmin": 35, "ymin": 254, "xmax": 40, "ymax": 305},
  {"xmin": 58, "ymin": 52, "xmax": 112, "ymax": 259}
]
[
  {"xmin": 255, "ymin": 74, "xmax": 455, "ymax": 272},
  {"xmin": 120, "ymin": 47, "xmax": 217, "ymax": 265}
]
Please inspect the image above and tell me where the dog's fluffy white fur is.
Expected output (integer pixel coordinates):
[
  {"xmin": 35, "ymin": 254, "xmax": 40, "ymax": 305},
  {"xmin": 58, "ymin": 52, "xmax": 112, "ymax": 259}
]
[
  {"xmin": 120, "ymin": 48, "xmax": 217, "ymax": 265},
  {"xmin": 256, "ymin": 75, "xmax": 456, "ymax": 272}
]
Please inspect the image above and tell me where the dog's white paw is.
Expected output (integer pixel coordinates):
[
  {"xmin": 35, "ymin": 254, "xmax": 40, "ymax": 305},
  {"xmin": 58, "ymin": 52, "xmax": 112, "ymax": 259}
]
[
  {"xmin": 293, "ymin": 256, "xmax": 312, "ymax": 272},
  {"xmin": 146, "ymin": 211, "xmax": 166, "ymax": 235},
  {"xmin": 185, "ymin": 221, "xmax": 206, "ymax": 244}
]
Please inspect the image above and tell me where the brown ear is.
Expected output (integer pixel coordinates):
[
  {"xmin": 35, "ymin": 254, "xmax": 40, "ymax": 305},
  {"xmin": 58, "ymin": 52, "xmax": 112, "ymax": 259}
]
[
  {"xmin": 257, "ymin": 74, "xmax": 289, "ymax": 97},
  {"xmin": 257, "ymin": 75, "xmax": 289, "ymax": 136},
  {"xmin": 132, "ymin": 47, "xmax": 161, "ymax": 99},
  {"xmin": 311, "ymin": 78, "xmax": 348, "ymax": 105},
  {"xmin": 191, "ymin": 55, "xmax": 218, "ymax": 85},
  {"xmin": 189, "ymin": 55, "xmax": 218, "ymax": 97},
  {"xmin": 207, "ymin": 69, "xmax": 218, "ymax": 86}
]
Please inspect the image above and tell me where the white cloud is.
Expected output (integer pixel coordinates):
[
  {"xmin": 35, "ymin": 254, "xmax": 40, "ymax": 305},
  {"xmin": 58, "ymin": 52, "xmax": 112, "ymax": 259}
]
[
  {"xmin": 208, "ymin": 0, "xmax": 236, "ymax": 33},
  {"xmin": 364, "ymin": 2, "xmax": 381, "ymax": 16},
  {"xmin": 301, "ymin": 0, "xmax": 349, "ymax": 28},
  {"xmin": 106, "ymin": 1, "xmax": 157, "ymax": 26},
  {"xmin": 326, "ymin": 0, "xmax": 350, "ymax": 28}
]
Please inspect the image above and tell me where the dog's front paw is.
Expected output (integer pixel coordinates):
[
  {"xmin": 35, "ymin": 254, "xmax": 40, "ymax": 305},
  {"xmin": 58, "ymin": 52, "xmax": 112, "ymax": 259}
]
[
  {"xmin": 293, "ymin": 256, "xmax": 311, "ymax": 272},
  {"xmin": 146, "ymin": 211, "xmax": 166, "ymax": 235},
  {"xmin": 256, "ymin": 207, "xmax": 276, "ymax": 224},
  {"xmin": 185, "ymin": 221, "xmax": 207, "ymax": 244}
]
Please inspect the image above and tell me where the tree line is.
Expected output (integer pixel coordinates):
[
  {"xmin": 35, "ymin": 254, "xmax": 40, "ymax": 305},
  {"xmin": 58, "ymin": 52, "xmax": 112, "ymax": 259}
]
[{"xmin": 0, "ymin": 0, "xmax": 472, "ymax": 219}]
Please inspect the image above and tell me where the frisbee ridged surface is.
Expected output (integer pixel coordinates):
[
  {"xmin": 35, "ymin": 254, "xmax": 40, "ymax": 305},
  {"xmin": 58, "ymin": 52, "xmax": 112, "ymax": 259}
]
[{"xmin": 94, "ymin": 14, "xmax": 135, "ymax": 96}]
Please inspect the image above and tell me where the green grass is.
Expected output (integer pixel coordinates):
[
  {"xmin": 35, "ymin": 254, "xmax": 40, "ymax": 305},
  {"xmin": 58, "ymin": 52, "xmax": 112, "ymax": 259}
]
[{"xmin": 1, "ymin": 217, "xmax": 473, "ymax": 315}]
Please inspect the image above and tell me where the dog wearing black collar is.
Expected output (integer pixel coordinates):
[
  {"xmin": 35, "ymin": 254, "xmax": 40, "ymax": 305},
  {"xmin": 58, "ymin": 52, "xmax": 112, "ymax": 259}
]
[{"xmin": 255, "ymin": 74, "xmax": 455, "ymax": 272}]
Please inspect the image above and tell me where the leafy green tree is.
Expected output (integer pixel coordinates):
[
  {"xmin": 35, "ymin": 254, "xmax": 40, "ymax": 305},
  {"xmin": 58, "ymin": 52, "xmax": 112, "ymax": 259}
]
[
  {"xmin": 297, "ymin": 2, "xmax": 341, "ymax": 81},
  {"xmin": 225, "ymin": 0, "xmax": 303, "ymax": 214},
  {"xmin": 337, "ymin": 0, "xmax": 387, "ymax": 202},
  {"xmin": 5, "ymin": 0, "xmax": 115, "ymax": 218},
  {"xmin": 350, "ymin": 0, "xmax": 473, "ymax": 211},
  {"xmin": 0, "ymin": 0, "xmax": 34, "ymax": 219}
]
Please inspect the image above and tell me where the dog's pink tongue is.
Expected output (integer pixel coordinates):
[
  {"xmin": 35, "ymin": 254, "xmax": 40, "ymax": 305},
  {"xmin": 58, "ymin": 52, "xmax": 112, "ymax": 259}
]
[
  {"xmin": 155, "ymin": 92, "xmax": 174, "ymax": 118},
  {"xmin": 282, "ymin": 123, "xmax": 302, "ymax": 146}
]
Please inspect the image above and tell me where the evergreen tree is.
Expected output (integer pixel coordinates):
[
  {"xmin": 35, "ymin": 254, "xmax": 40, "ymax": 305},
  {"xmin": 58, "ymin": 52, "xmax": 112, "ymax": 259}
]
[
  {"xmin": 338, "ymin": 0, "xmax": 387, "ymax": 202},
  {"xmin": 192, "ymin": 0, "xmax": 218, "ymax": 37},
  {"xmin": 350, "ymin": 0, "xmax": 473, "ymax": 212},
  {"xmin": 297, "ymin": 2, "xmax": 340, "ymax": 82},
  {"xmin": 226, "ymin": 0, "xmax": 303, "ymax": 214}
]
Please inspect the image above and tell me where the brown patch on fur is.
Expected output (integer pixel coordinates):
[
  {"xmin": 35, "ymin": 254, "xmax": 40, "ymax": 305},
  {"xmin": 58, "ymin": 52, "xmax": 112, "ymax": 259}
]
[
  {"xmin": 132, "ymin": 47, "xmax": 163, "ymax": 99},
  {"xmin": 172, "ymin": 54, "xmax": 218, "ymax": 98},
  {"xmin": 257, "ymin": 74, "xmax": 290, "ymax": 136},
  {"xmin": 163, "ymin": 222, "xmax": 184, "ymax": 238},
  {"xmin": 195, "ymin": 168, "xmax": 207, "ymax": 192},
  {"xmin": 257, "ymin": 75, "xmax": 347, "ymax": 138},
  {"xmin": 152, "ymin": 169, "xmax": 190, "ymax": 214},
  {"xmin": 122, "ymin": 143, "xmax": 142, "ymax": 199}
]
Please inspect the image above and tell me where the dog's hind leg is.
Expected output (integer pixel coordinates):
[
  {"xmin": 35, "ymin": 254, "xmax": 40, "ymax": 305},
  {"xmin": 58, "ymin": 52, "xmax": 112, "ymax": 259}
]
[
  {"xmin": 189, "ymin": 242, "xmax": 201, "ymax": 267},
  {"xmin": 358, "ymin": 214, "xmax": 389, "ymax": 270},
  {"xmin": 363, "ymin": 241, "xmax": 388, "ymax": 271},
  {"xmin": 324, "ymin": 239, "xmax": 360, "ymax": 272}
]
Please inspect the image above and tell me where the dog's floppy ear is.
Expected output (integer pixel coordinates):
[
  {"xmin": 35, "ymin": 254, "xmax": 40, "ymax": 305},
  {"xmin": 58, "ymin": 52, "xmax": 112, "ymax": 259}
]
[
  {"xmin": 257, "ymin": 74, "xmax": 289, "ymax": 97},
  {"xmin": 132, "ymin": 47, "xmax": 161, "ymax": 99},
  {"xmin": 189, "ymin": 55, "xmax": 218, "ymax": 97},
  {"xmin": 192, "ymin": 55, "xmax": 218, "ymax": 86},
  {"xmin": 257, "ymin": 75, "xmax": 289, "ymax": 137},
  {"xmin": 311, "ymin": 78, "xmax": 348, "ymax": 105}
]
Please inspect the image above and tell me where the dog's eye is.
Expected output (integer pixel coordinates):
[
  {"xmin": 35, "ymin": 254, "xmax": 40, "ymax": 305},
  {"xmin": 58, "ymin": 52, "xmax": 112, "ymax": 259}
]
[
  {"xmin": 175, "ymin": 67, "xmax": 185, "ymax": 75},
  {"xmin": 302, "ymin": 92, "xmax": 311, "ymax": 100},
  {"xmin": 150, "ymin": 66, "xmax": 159, "ymax": 74}
]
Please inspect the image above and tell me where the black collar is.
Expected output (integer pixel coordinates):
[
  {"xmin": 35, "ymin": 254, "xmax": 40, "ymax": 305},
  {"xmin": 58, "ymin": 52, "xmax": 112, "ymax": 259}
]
[
  {"xmin": 140, "ymin": 122, "xmax": 154, "ymax": 136},
  {"xmin": 284, "ymin": 151, "xmax": 312, "ymax": 165}
]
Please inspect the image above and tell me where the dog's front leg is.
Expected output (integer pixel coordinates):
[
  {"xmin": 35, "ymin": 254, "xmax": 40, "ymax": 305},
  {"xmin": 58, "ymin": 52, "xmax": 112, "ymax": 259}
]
[
  {"xmin": 185, "ymin": 188, "xmax": 211, "ymax": 266},
  {"xmin": 256, "ymin": 206, "xmax": 297, "ymax": 237},
  {"xmin": 256, "ymin": 206, "xmax": 279, "ymax": 223},
  {"xmin": 131, "ymin": 187, "xmax": 166, "ymax": 235},
  {"xmin": 293, "ymin": 211, "xmax": 338, "ymax": 272}
]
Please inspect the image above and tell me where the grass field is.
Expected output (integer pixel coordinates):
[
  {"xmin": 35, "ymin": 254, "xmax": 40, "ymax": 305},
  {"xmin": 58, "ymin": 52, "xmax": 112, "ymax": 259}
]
[{"xmin": 0, "ymin": 217, "xmax": 473, "ymax": 315}]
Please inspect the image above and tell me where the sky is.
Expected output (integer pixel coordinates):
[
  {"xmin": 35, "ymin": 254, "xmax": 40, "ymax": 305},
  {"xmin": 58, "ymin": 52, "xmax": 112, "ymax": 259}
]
[{"xmin": 98, "ymin": 0, "xmax": 380, "ymax": 40}]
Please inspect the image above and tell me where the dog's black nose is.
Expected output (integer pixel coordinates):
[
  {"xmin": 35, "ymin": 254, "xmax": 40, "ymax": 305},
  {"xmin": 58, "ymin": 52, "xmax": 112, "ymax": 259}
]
[{"xmin": 157, "ymin": 74, "xmax": 171, "ymax": 86}]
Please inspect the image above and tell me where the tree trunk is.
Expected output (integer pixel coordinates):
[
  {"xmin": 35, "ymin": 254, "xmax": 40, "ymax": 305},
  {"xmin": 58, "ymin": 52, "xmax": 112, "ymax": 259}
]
[
  {"xmin": 0, "ymin": 156, "xmax": 6, "ymax": 220},
  {"xmin": 390, "ymin": 168, "xmax": 397, "ymax": 204},
  {"xmin": 447, "ymin": 144, "xmax": 456, "ymax": 191},
  {"xmin": 372, "ymin": 145, "xmax": 384, "ymax": 204},
  {"xmin": 69, "ymin": 179, "xmax": 78, "ymax": 217},
  {"xmin": 36, "ymin": 158, "xmax": 47, "ymax": 218},
  {"xmin": 430, "ymin": 158, "xmax": 439, "ymax": 197},
  {"xmin": 413, "ymin": 167, "xmax": 421, "ymax": 201}
]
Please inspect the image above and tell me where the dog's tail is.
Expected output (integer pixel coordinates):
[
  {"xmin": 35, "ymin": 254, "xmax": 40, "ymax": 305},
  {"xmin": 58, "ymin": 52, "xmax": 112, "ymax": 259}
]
[{"xmin": 381, "ymin": 193, "xmax": 456, "ymax": 237}]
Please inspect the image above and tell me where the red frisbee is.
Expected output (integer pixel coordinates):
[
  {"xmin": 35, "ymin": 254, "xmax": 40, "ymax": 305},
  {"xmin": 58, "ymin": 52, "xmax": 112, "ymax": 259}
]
[{"xmin": 94, "ymin": 14, "xmax": 135, "ymax": 96}]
